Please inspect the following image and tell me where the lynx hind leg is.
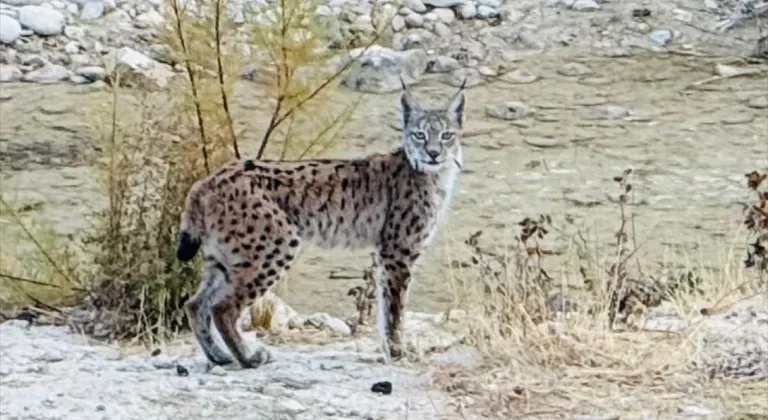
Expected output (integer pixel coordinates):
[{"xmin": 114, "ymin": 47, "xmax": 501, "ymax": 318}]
[
  {"xmin": 207, "ymin": 203, "xmax": 302, "ymax": 368},
  {"xmin": 374, "ymin": 250, "xmax": 415, "ymax": 361},
  {"xmin": 184, "ymin": 264, "xmax": 234, "ymax": 366}
]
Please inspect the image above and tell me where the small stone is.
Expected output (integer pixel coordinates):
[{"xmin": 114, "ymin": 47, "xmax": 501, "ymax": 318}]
[
  {"xmin": 433, "ymin": 21, "xmax": 451, "ymax": 37},
  {"xmin": 276, "ymin": 399, "xmax": 306, "ymax": 416},
  {"xmin": 595, "ymin": 105, "xmax": 630, "ymax": 119},
  {"xmin": 404, "ymin": 0, "xmax": 427, "ymax": 13},
  {"xmin": 571, "ymin": 0, "xmax": 599, "ymax": 11},
  {"xmin": 440, "ymin": 67, "xmax": 483, "ymax": 87},
  {"xmin": 0, "ymin": 15, "xmax": 22, "ymax": 44},
  {"xmin": 0, "ymin": 90, "xmax": 12, "ymax": 101},
  {"xmin": 21, "ymin": 63, "xmax": 70, "ymax": 83},
  {"xmin": 79, "ymin": 1, "xmax": 104, "ymax": 20},
  {"xmin": 650, "ymin": 29, "xmax": 673, "ymax": 46},
  {"xmin": 427, "ymin": 55, "xmax": 460, "ymax": 73},
  {"xmin": 458, "ymin": 2, "xmax": 476, "ymax": 19},
  {"xmin": 501, "ymin": 68, "xmax": 539, "ymax": 84},
  {"xmin": 209, "ymin": 365, "xmax": 227, "ymax": 376},
  {"xmin": 747, "ymin": 96, "xmax": 768, "ymax": 109},
  {"xmin": 391, "ymin": 15, "xmax": 405, "ymax": 32},
  {"xmin": 371, "ymin": 381, "xmax": 393, "ymax": 395},
  {"xmin": 478, "ymin": 0, "xmax": 502, "ymax": 6},
  {"xmin": 64, "ymin": 41, "xmax": 82, "ymax": 54},
  {"xmin": 476, "ymin": 65, "xmax": 497, "ymax": 77},
  {"xmin": 0, "ymin": 64, "xmax": 22, "ymax": 82},
  {"xmin": 557, "ymin": 62, "xmax": 592, "ymax": 77},
  {"xmin": 424, "ymin": 0, "xmax": 465, "ymax": 6},
  {"xmin": 524, "ymin": 137, "xmax": 562, "ymax": 148},
  {"xmin": 262, "ymin": 383, "xmax": 287, "ymax": 397},
  {"xmin": 176, "ymin": 364, "xmax": 189, "ymax": 377},
  {"xmin": 476, "ymin": 5, "xmax": 497, "ymax": 19},
  {"xmin": 679, "ymin": 405, "xmax": 713, "ymax": 416},
  {"xmin": 433, "ymin": 7, "xmax": 455, "ymax": 24},
  {"xmin": 404, "ymin": 13, "xmax": 424, "ymax": 28},
  {"xmin": 63, "ymin": 25, "xmax": 85, "ymax": 40},
  {"xmin": 18, "ymin": 5, "xmax": 65, "ymax": 36},
  {"xmin": 485, "ymin": 101, "xmax": 535, "ymax": 120}
]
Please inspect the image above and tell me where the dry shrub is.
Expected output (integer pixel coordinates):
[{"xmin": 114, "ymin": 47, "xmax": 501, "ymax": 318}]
[
  {"xmin": 74, "ymin": 0, "xmax": 391, "ymax": 342},
  {"xmin": 444, "ymin": 169, "xmax": 768, "ymax": 418}
]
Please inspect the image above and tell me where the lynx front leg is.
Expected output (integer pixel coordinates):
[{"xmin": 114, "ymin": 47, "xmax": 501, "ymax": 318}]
[{"xmin": 374, "ymin": 253, "xmax": 413, "ymax": 361}]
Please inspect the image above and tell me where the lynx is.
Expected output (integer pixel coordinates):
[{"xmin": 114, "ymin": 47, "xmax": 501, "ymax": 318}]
[{"xmin": 175, "ymin": 83, "xmax": 467, "ymax": 368}]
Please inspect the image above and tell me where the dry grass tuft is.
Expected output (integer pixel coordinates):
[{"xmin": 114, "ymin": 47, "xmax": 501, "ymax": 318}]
[{"xmin": 438, "ymin": 168, "xmax": 768, "ymax": 418}]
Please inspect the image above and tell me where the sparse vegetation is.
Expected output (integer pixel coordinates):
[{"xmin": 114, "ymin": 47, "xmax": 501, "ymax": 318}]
[{"xmin": 0, "ymin": 0, "xmax": 393, "ymax": 343}]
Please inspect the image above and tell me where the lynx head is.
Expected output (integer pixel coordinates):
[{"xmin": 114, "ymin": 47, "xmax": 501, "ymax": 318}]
[{"xmin": 400, "ymin": 82, "xmax": 466, "ymax": 174}]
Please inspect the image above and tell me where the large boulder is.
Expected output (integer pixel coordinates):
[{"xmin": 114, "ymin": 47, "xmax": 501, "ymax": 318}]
[{"xmin": 341, "ymin": 46, "xmax": 427, "ymax": 94}]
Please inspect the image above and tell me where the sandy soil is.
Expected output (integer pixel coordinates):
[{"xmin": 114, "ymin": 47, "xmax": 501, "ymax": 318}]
[{"xmin": 1, "ymin": 51, "xmax": 767, "ymax": 316}]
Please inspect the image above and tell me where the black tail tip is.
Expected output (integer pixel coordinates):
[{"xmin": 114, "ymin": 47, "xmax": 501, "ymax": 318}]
[{"xmin": 176, "ymin": 231, "xmax": 201, "ymax": 262}]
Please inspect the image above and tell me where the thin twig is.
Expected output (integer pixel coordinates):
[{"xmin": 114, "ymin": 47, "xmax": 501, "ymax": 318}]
[
  {"xmin": 169, "ymin": 0, "xmax": 210, "ymax": 173},
  {"xmin": 214, "ymin": 0, "xmax": 240, "ymax": 159},
  {"xmin": 0, "ymin": 272, "xmax": 89, "ymax": 293}
]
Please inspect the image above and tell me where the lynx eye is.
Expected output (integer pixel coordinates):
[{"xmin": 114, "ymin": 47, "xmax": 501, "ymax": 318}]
[
  {"xmin": 441, "ymin": 132, "xmax": 455, "ymax": 142},
  {"xmin": 411, "ymin": 132, "xmax": 426, "ymax": 142}
]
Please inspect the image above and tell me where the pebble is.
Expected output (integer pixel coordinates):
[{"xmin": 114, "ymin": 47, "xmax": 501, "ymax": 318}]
[
  {"xmin": 21, "ymin": 63, "xmax": 70, "ymax": 83},
  {"xmin": 501, "ymin": 68, "xmax": 539, "ymax": 84},
  {"xmin": 524, "ymin": 137, "xmax": 562, "ymax": 148},
  {"xmin": 458, "ymin": 2, "xmax": 476, "ymax": 19},
  {"xmin": 433, "ymin": 7, "xmax": 455, "ymax": 24},
  {"xmin": 485, "ymin": 101, "xmax": 535, "ymax": 120},
  {"xmin": 0, "ymin": 15, "xmax": 22, "ymax": 44},
  {"xmin": 572, "ymin": 0, "xmax": 600, "ymax": 11},
  {"xmin": 423, "ymin": 0, "xmax": 466, "ymax": 6},
  {"xmin": 650, "ymin": 29, "xmax": 673, "ymax": 46},
  {"xmin": 18, "ymin": 5, "xmax": 65, "ymax": 36},
  {"xmin": 404, "ymin": 12, "xmax": 424, "ymax": 28},
  {"xmin": 404, "ymin": 0, "xmax": 427, "ymax": 13},
  {"xmin": 428, "ymin": 55, "xmax": 461, "ymax": 73},
  {"xmin": 595, "ymin": 105, "xmax": 630, "ymax": 119},
  {"xmin": 276, "ymin": 399, "xmax": 307, "ymax": 416},
  {"xmin": 434, "ymin": 21, "xmax": 451, "ymax": 37},
  {"xmin": 80, "ymin": 1, "xmax": 104, "ymax": 20},
  {"xmin": 391, "ymin": 15, "xmax": 405, "ymax": 31},
  {"xmin": 0, "ymin": 64, "xmax": 22, "ymax": 83},
  {"xmin": 476, "ymin": 5, "xmax": 497, "ymax": 19}
]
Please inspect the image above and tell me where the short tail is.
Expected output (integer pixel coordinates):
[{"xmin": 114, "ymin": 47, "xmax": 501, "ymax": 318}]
[{"xmin": 176, "ymin": 181, "xmax": 206, "ymax": 262}]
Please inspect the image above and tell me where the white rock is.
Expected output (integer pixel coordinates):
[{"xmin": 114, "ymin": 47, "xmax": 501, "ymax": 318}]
[
  {"xmin": 424, "ymin": 0, "xmax": 465, "ymax": 6},
  {"xmin": 305, "ymin": 313, "xmax": 352, "ymax": 336},
  {"xmin": 1, "ymin": 0, "xmax": 45, "ymax": 5},
  {"xmin": 433, "ymin": 7, "xmax": 454, "ymax": 23},
  {"xmin": 0, "ymin": 64, "xmax": 22, "ymax": 82},
  {"xmin": 595, "ymin": 105, "xmax": 630, "ymax": 119},
  {"xmin": 135, "ymin": 9, "xmax": 163, "ymax": 26},
  {"xmin": 458, "ymin": 2, "xmax": 476, "ymax": 19},
  {"xmin": 650, "ymin": 29, "xmax": 673, "ymax": 46},
  {"xmin": 315, "ymin": 5, "xmax": 332, "ymax": 15},
  {"xmin": 106, "ymin": 46, "xmax": 175, "ymax": 89},
  {"xmin": 404, "ymin": 0, "xmax": 426, "ymax": 13},
  {"xmin": 404, "ymin": 12, "xmax": 424, "ymax": 27},
  {"xmin": 477, "ymin": 0, "xmax": 502, "ymax": 7},
  {"xmin": 21, "ymin": 63, "xmax": 70, "ymax": 83},
  {"xmin": 79, "ymin": 1, "xmax": 104, "ymax": 20},
  {"xmin": 434, "ymin": 21, "xmax": 451, "ymax": 36},
  {"xmin": 571, "ymin": 0, "xmax": 599, "ymax": 11},
  {"xmin": 476, "ymin": 5, "xmax": 497, "ymax": 19},
  {"xmin": 18, "ymin": 5, "xmax": 65, "ymax": 35},
  {"xmin": 391, "ymin": 14, "xmax": 405, "ymax": 31},
  {"xmin": 0, "ymin": 15, "xmax": 22, "ymax": 44},
  {"xmin": 424, "ymin": 11, "xmax": 438, "ymax": 21},
  {"xmin": 63, "ymin": 25, "xmax": 85, "ymax": 40},
  {"xmin": 75, "ymin": 65, "xmax": 105, "ymax": 81},
  {"xmin": 427, "ymin": 55, "xmax": 460, "ymax": 73},
  {"xmin": 64, "ymin": 40, "xmax": 82, "ymax": 54},
  {"xmin": 276, "ymin": 398, "xmax": 306, "ymax": 416}
]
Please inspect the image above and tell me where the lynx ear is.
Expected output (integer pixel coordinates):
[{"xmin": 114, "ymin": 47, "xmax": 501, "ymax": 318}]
[
  {"xmin": 446, "ymin": 81, "xmax": 466, "ymax": 128},
  {"xmin": 400, "ymin": 77, "xmax": 420, "ymax": 127}
]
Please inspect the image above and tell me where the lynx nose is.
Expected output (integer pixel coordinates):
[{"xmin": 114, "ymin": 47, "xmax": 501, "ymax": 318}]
[{"xmin": 426, "ymin": 150, "xmax": 440, "ymax": 159}]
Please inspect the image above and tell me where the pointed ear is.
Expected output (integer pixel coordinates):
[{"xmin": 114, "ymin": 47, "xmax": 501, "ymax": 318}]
[
  {"xmin": 447, "ymin": 86, "xmax": 466, "ymax": 128},
  {"xmin": 401, "ymin": 90, "xmax": 419, "ymax": 127}
]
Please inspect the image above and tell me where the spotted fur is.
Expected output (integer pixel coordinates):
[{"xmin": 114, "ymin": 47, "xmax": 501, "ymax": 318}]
[{"xmin": 176, "ymin": 86, "xmax": 467, "ymax": 367}]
